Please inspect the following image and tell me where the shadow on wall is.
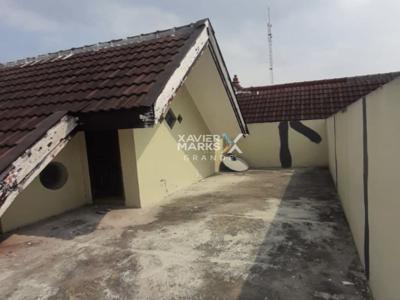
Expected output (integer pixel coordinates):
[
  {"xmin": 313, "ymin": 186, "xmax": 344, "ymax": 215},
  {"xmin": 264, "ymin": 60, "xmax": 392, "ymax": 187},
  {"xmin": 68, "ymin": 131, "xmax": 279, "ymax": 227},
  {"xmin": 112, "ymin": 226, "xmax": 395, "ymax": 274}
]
[
  {"xmin": 279, "ymin": 121, "xmax": 322, "ymax": 168},
  {"xmin": 238, "ymin": 168, "xmax": 370, "ymax": 300}
]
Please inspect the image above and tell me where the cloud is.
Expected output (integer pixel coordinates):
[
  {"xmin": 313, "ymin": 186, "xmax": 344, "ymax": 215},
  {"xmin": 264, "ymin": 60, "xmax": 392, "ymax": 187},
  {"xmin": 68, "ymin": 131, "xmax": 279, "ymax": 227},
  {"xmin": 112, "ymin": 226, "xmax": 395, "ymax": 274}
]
[
  {"xmin": 0, "ymin": 0, "xmax": 182, "ymax": 62},
  {"xmin": 89, "ymin": 1, "xmax": 182, "ymax": 37},
  {"xmin": 0, "ymin": 0, "xmax": 58, "ymax": 32},
  {"xmin": 219, "ymin": 20, "xmax": 271, "ymax": 87},
  {"xmin": 225, "ymin": 0, "xmax": 400, "ymax": 85},
  {"xmin": 1, "ymin": 0, "xmax": 400, "ymax": 86}
]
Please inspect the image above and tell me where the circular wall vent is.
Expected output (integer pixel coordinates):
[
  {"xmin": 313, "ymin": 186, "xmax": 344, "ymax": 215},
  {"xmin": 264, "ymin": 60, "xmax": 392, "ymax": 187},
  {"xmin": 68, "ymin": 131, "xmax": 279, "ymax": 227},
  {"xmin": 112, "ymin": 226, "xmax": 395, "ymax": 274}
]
[{"xmin": 40, "ymin": 162, "xmax": 68, "ymax": 190}]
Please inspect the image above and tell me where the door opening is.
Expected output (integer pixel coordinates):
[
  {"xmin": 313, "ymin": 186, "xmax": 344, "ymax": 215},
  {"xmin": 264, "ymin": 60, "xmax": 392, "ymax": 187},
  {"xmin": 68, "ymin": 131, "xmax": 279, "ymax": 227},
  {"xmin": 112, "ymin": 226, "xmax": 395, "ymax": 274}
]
[{"xmin": 85, "ymin": 130, "xmax": 124, "ymax": 204}]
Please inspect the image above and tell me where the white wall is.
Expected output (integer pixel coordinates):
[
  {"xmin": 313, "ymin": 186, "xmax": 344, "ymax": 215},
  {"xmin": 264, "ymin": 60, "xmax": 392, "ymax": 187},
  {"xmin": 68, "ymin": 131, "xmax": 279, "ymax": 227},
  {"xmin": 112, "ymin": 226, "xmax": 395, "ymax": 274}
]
[
  {"xmin": 0, "ymin": 132, "xmax": 92, "ymax": 232},
  {"xmin": 326, "ymin": 78, "xmax": 400, "ymax": 300},
  {"xmin": 239, "ymin": 119, "xmax": 328, "ymax": 168}
]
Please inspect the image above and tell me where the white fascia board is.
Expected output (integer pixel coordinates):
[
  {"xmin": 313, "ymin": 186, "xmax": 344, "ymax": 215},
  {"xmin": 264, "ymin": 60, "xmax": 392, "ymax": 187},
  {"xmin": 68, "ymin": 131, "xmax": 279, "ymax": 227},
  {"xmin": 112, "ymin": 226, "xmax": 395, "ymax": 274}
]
[
  {"xmin": 153, "ymin": 24, "xmax": 210, "ymax": 122},
  {"xmin": 206, "ymin": 22, "xmax": 247, "ymax": 134},
  {"xmin": 152, "ymin": 20, "xmax": 247, "ymax": 134},
  {"xmin": 0, "ymin": 115, "xmax": 77, "ymax": 217}
]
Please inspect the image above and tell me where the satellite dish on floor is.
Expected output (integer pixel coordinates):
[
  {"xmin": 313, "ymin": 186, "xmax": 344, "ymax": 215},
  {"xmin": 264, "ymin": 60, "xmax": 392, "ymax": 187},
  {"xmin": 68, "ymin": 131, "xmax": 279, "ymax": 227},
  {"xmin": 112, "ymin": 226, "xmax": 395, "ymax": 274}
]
[{"xmin": 221, "ymin": 155, "xmax": 249, "ymax": 172}]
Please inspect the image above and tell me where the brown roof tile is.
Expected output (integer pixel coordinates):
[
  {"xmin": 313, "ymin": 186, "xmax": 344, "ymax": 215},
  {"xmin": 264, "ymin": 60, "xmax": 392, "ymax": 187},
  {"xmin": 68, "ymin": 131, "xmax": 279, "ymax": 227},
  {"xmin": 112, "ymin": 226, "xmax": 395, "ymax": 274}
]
[
  {"xmin": 0, "ymin": 19, "xmax": 207, "ymax": 174},
  {"xmin": 237, "ymin": 72, "xmax": 400, "ymax": 123}
]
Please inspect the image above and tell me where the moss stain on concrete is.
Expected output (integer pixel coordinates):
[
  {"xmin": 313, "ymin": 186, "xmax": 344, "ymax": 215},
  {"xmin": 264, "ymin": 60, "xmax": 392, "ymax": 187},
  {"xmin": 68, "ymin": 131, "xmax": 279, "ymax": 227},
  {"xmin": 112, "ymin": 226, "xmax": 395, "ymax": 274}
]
[{"xmin": 0, "ymin": 168, "xmax": 370, "ymax": 299}]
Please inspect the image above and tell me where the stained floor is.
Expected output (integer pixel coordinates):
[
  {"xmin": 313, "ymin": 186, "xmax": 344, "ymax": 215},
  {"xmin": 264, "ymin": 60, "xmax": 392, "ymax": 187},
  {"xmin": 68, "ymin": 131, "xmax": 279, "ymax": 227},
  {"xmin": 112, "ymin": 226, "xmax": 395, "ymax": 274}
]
[{"xmin": 0, "ymin": 168, "xmax": 370, "ymax": 300}]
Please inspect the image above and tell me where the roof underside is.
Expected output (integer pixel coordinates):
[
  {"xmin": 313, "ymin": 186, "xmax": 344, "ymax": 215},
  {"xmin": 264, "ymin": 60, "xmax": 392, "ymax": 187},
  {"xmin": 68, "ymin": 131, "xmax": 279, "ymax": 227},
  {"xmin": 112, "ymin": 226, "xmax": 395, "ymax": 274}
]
[
  {"xmin": 237, "ymin": 72, "xmax": 400, "ymax": 123},
  {"xmin": 0, "ymin": 20, "xmax": 207, "ymax": 174}
]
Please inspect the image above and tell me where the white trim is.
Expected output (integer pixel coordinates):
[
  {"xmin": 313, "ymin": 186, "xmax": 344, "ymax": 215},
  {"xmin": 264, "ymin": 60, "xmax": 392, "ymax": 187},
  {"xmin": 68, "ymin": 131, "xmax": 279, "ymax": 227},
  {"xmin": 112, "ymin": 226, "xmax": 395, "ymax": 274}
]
[
  {"xmin": 153, "ymin": 20, "xmax": 247, "ymax": 134},
  {"xmin": 0, "ymin": 115, "xmax": 77, "ymax": 217},
  {"xmin": 206, "ymin": 22, "xmax": 247, "ymax": 133},
  {"xmin": 153, "ymin": 25, "xmax": 210, "ymax": 122}
]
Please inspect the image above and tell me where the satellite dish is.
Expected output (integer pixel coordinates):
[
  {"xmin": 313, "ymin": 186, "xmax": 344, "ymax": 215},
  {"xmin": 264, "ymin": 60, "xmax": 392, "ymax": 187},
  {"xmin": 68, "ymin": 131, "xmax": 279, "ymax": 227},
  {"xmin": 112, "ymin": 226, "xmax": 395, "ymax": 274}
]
[{"xmin": 221, "ymin": 155, "xmax": 249, "ymax": 172}]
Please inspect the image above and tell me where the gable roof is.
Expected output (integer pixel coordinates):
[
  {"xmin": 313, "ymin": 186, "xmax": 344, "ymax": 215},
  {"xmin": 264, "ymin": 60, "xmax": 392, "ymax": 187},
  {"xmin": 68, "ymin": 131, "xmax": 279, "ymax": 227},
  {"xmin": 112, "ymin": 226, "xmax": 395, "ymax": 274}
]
[
  {"xmin": 0, "ymin": 19, "xmax": 246, "ymax": 174},
  {"xmin": 0, "ymin": 21, "xmax": 204, "ymax": 164},
  {"xmin": 236, "ymin": 71, "xmax": 400, "ymax": 123},
  {"xmin": 0, "ymin": 19, "xmax": 247, "ymax": 214}
]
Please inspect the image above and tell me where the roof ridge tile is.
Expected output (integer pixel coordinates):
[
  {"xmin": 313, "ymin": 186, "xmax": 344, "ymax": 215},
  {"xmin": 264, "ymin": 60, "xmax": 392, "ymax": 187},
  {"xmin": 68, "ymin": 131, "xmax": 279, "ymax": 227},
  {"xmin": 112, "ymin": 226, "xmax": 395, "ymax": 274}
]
[
  {"xmin": 237, "ymin": 71, "xmax": 400, "ymax": 123},
  {"xmin": 0, "ymin": 19, "xmax": 207, "ymax": 69},
  {"xmin": 241, "ymin": 71, "xmax": 400, "ymax": 92}
]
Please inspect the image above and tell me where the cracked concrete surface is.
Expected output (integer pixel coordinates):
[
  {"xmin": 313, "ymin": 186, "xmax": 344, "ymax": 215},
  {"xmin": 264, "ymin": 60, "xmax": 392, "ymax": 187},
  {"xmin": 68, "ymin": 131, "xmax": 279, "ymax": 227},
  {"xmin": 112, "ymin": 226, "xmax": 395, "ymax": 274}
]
[{"xmin": 0, "ymin": 168, "xmax": 370, "ymax": 299}]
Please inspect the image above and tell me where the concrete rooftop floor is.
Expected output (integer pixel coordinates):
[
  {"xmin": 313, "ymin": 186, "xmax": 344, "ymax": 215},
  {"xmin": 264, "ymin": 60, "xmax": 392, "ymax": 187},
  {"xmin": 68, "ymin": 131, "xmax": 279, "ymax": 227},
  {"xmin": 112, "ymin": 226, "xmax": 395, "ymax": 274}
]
[{"xmin": 0, "ymin": 168, "xmax": 370, "ymax": 300}]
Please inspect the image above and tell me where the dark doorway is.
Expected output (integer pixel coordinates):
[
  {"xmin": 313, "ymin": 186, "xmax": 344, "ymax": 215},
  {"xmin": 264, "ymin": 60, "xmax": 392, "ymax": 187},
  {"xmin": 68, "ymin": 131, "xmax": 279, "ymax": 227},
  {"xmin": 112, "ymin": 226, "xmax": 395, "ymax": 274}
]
[{"xmin": 85, "ymin": 130, "xmax": 124, "ymax": 204}]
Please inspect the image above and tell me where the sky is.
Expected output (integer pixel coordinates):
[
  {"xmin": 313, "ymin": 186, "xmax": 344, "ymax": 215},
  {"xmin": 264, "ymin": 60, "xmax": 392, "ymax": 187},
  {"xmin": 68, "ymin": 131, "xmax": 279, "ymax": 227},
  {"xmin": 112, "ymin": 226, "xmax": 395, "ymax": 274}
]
[{"xmin": 1, "ymin": 0, "xmax": 400, "ymax": 87}]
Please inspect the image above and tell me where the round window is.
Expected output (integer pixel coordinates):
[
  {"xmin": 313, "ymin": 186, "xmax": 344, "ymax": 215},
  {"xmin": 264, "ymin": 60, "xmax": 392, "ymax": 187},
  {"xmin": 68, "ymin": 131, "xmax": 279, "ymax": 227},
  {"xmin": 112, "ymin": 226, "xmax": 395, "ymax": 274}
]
[{"xmin": 39, "ymin": 162, "xmax": 68, "ymax": 190}]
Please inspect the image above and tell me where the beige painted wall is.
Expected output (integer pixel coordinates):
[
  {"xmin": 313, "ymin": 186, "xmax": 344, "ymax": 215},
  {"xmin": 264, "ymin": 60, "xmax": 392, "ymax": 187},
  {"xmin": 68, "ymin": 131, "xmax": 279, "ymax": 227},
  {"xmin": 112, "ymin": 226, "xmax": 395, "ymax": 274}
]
[
  {"xmin": 366, "ymin": 79, "xmax": 400, "ymax": 300},
  {"xmin": 326, "ymin": 101, "xmax": 365, "ymax": 266},
  {"xmin": 1, "ymin": 132, "xmax": 92, "ymax": 232},
  {"xmin": 118, "ymin": 129, "xmax": 141, "ymax": 208},
  {"xmin": 327, "ymin": 78, "xmax": 400, "ymax": 300},
  {"xmin": 238, "ymin": 119, "xmax": 328, "ymax": 168},
  {"xmin": 185, "ymin": 47, "xmax": 242, "ymax": 138},
  {"xmin": 326, "ymin": 117, "xmax": 336, "ymax": 185},
  {"xmin": 121, "ymin": 47, "xmax": 245, "ymax": 208},
  {"xmin": 132, "ymin": 85, "xmax": 216, "ymax": 207}
]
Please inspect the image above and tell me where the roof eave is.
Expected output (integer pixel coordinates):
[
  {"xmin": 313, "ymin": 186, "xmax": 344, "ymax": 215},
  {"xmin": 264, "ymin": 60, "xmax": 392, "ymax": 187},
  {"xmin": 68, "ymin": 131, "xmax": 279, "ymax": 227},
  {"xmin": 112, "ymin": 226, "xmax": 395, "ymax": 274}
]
[
  {"xmin": 205, "ymin": 20, "xmax": 249, "ymax": 135},
  {"xmin": 0, "ymin": 113, "xmax": 78, "ymax": 218},
  {"xmin": 147, "ymin": 19, "xmax": 248, "ymax": 135}
]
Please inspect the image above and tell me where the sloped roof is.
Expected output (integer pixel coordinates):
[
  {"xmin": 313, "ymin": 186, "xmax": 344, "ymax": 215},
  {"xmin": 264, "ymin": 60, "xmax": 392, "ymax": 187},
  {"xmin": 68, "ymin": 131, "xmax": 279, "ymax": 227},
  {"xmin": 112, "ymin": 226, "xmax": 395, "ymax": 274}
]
[
  {"xmin": 0, "ymin": 19, "xmax": 209, "ymax": 175},
  {"xmin": 236, "ymin": 72, "xmax": 400, "ymax": 123}
]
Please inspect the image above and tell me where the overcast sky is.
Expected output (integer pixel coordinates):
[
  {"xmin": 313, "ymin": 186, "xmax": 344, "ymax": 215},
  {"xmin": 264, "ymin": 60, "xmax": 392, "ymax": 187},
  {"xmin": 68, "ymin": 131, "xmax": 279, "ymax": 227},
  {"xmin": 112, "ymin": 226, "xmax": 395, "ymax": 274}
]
[{"xmin": 1, "ymin": 0, "xmax": 400, "ymax": 86}]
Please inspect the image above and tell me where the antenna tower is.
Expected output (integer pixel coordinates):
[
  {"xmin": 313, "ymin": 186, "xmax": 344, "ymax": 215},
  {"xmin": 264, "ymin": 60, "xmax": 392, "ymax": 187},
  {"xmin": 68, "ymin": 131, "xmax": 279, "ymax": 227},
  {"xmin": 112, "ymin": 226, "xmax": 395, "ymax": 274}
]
[{"xmin": 267, "ymin": 7, "xmax": 274, "ymax": 84}]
